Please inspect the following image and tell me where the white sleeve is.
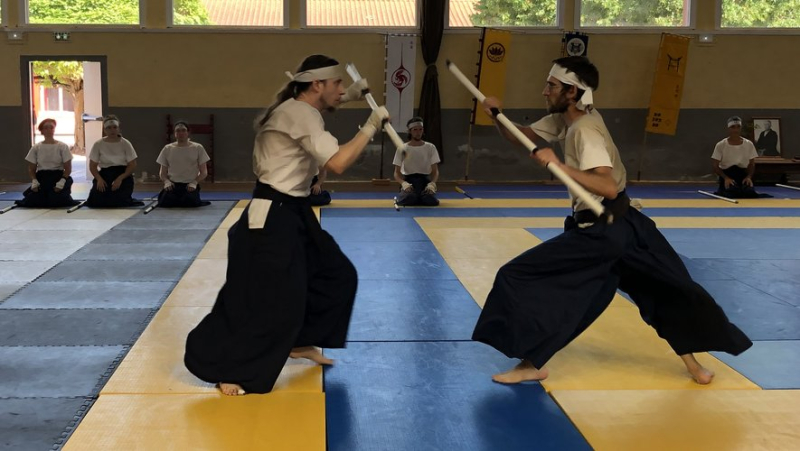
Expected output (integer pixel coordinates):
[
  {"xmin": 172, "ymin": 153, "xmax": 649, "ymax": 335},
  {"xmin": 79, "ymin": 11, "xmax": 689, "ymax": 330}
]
[
  {"xmin": 392, "ymin": 145, "xmax": 406, "ymax": 166},
  {"xmin": 745, "ymin": 140, "xmax": 758, "ymax": 160},
  {"xmin": 428, "ymin": 143, "xmax": 441, "ymax": 165},
  {"xmin": 156, "ymin": 146, "xmax": 170, "ymax": 166},
  {"xmin": 711, "ymin": 141, "xmax": 724, "ymax": 160},
  {"xmin": 573, "ymin": 127, "xmax": 611, "ymax": 171},
  {"xmin": 123, "ymin": 139, "xmax": 138, "ymax": 161},
  {"xmin": 196, "ymin": 144, "xmax": 211, "ymax": 165},
  {"xmin": 89, "ymin": 141, "xmax": 101, "ymax": 163},
  {"xmin": 267, "ymin": 108, "xmax": 338, "ymax": 166},
  {"xmin": 530, "ymin": 114, "xmax": 567, "ymax": 143},
  {"xmin": 25, "ymin": 145, "xmax": 38, "ymax": 165},
  {"xmin": 59, "ymin": 143, "xmax": 73, "ymax": 162}
]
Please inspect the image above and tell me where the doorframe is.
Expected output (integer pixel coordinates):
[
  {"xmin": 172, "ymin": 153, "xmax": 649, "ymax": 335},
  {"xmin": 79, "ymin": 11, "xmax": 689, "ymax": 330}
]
[{"xmin": 20, "ymin": 55, "xmax": 109, "ymax": 149}]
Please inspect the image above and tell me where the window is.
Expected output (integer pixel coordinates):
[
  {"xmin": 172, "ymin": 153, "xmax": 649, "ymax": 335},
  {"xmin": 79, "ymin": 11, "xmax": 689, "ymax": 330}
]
[
  {"xmin": 172, "ymin": 0, "xmax": 284, "ymax": 27},
  {"xmin": 305, "ymin": 0, "xmax": 417, "ymax": 28},
  {"xmin": 720, "ymin": 0, "xmax": 800, "ymax": 28},
  {"xmin": 449, "ymin": 0, "xmax": 558, "ymax": 28},
  {"xmin": 579, "ymin": 0, "xmax": 690, "ymax": 28},
  {"xmin": 28, "ymin": 0, "xmax": 140, "ymax": 25}
]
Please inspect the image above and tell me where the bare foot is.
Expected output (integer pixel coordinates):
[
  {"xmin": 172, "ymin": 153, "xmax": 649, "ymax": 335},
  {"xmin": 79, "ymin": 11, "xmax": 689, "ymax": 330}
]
[
  {"xmin": 218, "ymin": 382, "xmax": 245, "ymax": 396},
  {"xmin": 680, "ymin": 354, "xmax": 715, "ymax": 385},
  {"xmin": 492, "ymin": 360, "xmax": 549, "ymax": 384},
  {"xmin": 290, "ymin": 346, "xmax": 334, "ymax": 365}
]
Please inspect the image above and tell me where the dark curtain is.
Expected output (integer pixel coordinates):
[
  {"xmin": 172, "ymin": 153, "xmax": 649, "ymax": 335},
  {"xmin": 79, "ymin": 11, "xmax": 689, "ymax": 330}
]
[{"xmin": 418, "ymin": 0, "xmax": 445, "ymax": 162}]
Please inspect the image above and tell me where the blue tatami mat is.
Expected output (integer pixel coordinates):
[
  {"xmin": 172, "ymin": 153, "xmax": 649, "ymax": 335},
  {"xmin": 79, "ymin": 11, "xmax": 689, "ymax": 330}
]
[
  {"xmin": 660, "ymin": 229, "xmax": 800, "ymax": 259},
  {"xmin": 712, "ymin": 340, "xmax": 800, "ymax": 389},
  {"xmin": 697, "ymin": 259, "xmax": 800, "ymax": 307},
  {"xmin": 322, "ymin": 217, "xmax": 430, "ymax": 242},
  {"xmin": 701, "ymin": 280, "xmax": 800, "ymax": 340},
  {"xmin": 347, "ymin": 280, "xmax": 480, "ymax": 341},
  {"xmin": 339, "ymin": 241, "xmax": 456, "ymax": 280},
  {"xmin": 324, "ymin": 342, "xmax": 590, "ymax": 451}
]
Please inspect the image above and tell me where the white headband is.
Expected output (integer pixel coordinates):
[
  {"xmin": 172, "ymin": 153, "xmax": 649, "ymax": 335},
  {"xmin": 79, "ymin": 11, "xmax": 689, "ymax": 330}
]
[
  {"xmin": 284, "ymin": 64, "xmax": 344, "ymax": 83},
  {"xmin": 408, "ymin": 121, "xmax": 423, "ymax": 129},
  {"xmin": 727, "ymin": 119, "xmax": 742, "ymax": 128},
  {"xmin": 103, "ymin": 119, "xmax": 119, "ymax": 128},
  {"xmin": 174, "ymin": 124, "xmax": 189, "ymax": 131},
  {"xmin": 548, "ymin": 64, "xmax": 594, "ymax": 111}
]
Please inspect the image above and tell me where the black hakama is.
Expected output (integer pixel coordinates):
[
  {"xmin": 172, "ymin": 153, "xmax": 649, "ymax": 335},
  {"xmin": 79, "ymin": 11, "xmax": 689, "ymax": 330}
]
[
  {"xmin": 473, "ymin": 193, "xmax": 752, "ymax": 369},
  {"xmin": 715, "ymin": 166, "xmax": 771, "ymax": 199},
  {"xmin": 308, "ymin": 175, "xmax": 331, "ymax": 206},
  {"xmin": 15, "ymin": 170, "xmax": 79, "ymax": 208},
  {"xmin": 184, "ymin": 182, "xmax": 357, "ymax": 394},
  {"xmin": 85, "ymin": 166, "xmax": 144, "ymax": 208},
  {"xmin": 396, "ymin": 173, "xmax": 439, "ymax": 206},
  {"xmin": 157, "ymin": 183, "xmax": 211, "ymax": 208}
]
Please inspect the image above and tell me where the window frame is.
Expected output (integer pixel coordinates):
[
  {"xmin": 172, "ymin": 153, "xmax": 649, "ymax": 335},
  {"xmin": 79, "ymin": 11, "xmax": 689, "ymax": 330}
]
[
  {"xmin": 574, "ymin": 0, "xmax": 696, "ymax": 33},
  {"xmin": 716, "ymin": 0, "xmax": 800, "ymax": 34},
  {"xmin": 167, "ymin": 0, "xmax": 290, "ymax": 31},
  {"xmin": 19, "ymin": 0, "xmax": 143, "ymax": 29},
  {"xmin": 300, "ymin": 0, "xmax": 420, "ymax": 32},
  {"xmin": 444, "ymin": 0, "xmax": 564, "ymax": 33}
]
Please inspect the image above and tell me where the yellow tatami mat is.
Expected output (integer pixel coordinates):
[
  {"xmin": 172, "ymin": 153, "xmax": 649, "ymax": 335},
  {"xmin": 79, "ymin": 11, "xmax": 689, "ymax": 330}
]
[
  {"xmin": 63, "ymin": 392, "xmax": 325, "ymax": 451},
  {"xmin": 66, "ymin": 203, "xmax": 325, "ymax": 451},
  {"xmin": 551, "ymin": 390, "xmax": 800, "ymax": 450},
  {"xmin": 101, "ymin": 306, "xmax": 322, "ymax": 394},
  {"xmin": 419, "ymin": 218, "xmax": 759, "ymax": 390},
  {"xmin": 327, "ymin": 198, "xmax": 800, "ymax": 208}
]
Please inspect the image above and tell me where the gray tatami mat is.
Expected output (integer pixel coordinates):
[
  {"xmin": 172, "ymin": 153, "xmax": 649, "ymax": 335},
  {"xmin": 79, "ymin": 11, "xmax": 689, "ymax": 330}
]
[
  {"xmin": 0, "ymin": 309, "xmax": 152, "ymax": 346},
  {"xmin": 0, "ymin": 397, "xmax": 88, "ymax": 451},
  {"xmin": 67, "ymin": 243, "xmax": 206, "ymax": 261},
  {"xmin": 91, "ymin": 228, "xmax": 213, "ymax": 244},
  {"xmin": 38, "ymin": 260, "xmax": 192, "ymax": 282},
  {"xmin": 0, "ymin": 282, "xmax": 174, "ymax": 309}
]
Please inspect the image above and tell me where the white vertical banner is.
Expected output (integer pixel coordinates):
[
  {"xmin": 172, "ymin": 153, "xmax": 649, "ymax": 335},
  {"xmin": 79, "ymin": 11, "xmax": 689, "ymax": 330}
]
[{"xmin": 385, "ymin": 35, "xmax": 416, "ymax": 132}]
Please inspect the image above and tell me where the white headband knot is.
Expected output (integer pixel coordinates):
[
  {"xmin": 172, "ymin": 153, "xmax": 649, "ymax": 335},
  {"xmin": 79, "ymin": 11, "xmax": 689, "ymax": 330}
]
[
  {"xmin": 284, "ymin": 64, "xmax": 344, "ymax": 83},
  {"xmin": 548, "ymin": 64, "xmax": 594, "ymax": 111}
]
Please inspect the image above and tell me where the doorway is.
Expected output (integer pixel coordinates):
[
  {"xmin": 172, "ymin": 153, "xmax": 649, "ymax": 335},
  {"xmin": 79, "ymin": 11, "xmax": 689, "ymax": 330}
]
[{"xmin": 21, "ymin": 56, "xmax": 108, "ymax": 182}]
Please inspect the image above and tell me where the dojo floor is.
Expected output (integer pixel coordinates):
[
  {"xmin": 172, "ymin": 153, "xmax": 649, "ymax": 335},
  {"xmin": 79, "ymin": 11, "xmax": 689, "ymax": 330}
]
[{"xmin": 1, "ymin": 184, "xmax": 799, "ymax": 450}]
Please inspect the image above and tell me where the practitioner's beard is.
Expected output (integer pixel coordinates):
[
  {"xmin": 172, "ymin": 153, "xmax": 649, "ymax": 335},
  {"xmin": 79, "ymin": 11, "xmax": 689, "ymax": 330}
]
[{"xmin": 547, "ymin": 92, "xmax": 570, "ymax": 114}]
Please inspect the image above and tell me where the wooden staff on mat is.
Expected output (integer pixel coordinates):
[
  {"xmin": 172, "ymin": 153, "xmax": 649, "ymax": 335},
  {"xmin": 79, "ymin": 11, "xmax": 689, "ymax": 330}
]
[
  {"xmin": 697, "ymin": 190, "xmax": 738, "ymax": 204},
  {"xmin": 445, "ymin": 60, "xmax": 610, "ymax": 222}
]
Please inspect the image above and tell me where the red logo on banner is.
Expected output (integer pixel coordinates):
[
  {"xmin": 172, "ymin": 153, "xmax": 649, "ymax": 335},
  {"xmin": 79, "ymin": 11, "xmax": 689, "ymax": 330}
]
[{"xmin": 392, "ymin": 67, "xmax": 410, "ymax": 93}]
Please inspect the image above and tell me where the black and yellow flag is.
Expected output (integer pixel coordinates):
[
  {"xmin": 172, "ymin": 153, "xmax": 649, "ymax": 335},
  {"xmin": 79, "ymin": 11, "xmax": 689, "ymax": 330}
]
[
  {"xmin": 473, "ymin": 28, "xmax": 511, "ymax": 126},
  {"xmin": 646, "ymin": 34, "xmax": 691, "ymax": 135}
]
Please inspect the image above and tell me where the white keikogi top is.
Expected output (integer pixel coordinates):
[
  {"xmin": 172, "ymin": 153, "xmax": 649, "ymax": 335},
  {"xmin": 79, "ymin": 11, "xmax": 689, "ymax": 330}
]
[
  {"xmin": 393, "ymin": 142, "xmax": 440, "ymax": 175},
  {"xmin": 89, "ymin": 138, "xmax": 138, "ymax": 168},
  {"xmin": 156, "ymin": 142, "xmax": 211, "ymax": 183},
  {"xmin": 25, "ymin": 141, "xmax": 72, "ymax": 171},
  {"xmin": 711, "ymin": 138, "xmax": 758, "ymax": 169},
  {"xmin": 249, "ymin": 99, "xmax": 339, "ymax": 228},
  {"xmin": 531, "ymin": 110, "xmax": 627, "ymax": 213}
]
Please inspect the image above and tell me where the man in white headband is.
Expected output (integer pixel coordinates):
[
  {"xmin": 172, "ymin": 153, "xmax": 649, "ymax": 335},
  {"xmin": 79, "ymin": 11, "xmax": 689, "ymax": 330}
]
[
  {"xmin": 711, "ymin": 116, "xmax": 768, "ymax": 198},
  {"xmin": 393, "ymin": 116, "xmax": 441, "ymax": 206},
  {"xmin": 474, "ymin": 56, "xmax": 751, "ymax": 387},
  {"xmin": 186, "ymin": 54, "xmax": 389, "ymax": 397},
  {"xmin": 155, "ymin": 121, "xmax": 212, "ymax": 208}
]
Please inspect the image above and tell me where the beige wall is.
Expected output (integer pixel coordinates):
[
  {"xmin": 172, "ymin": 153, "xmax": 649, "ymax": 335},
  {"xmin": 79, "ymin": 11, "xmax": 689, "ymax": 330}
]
[{"xmin": 1, "ymin": 0, "xmax": 797, "ymax": 109}]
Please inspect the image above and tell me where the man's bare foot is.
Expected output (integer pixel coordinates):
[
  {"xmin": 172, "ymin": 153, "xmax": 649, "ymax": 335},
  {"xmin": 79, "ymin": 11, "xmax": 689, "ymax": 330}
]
[
  {"xmin": 290, "ymin": 346, "xmax": 334, "ymax": 365},
  {"xmin": 492, "ymin": 360, "xmax": 549, "ymax": 384},
  {"xmin": 680, "ymin": 354, "xmax": 715, "ymax": 385},
  {"xmin": 218, "ymin": 382, "xmax": 245, "ymax": 396}
]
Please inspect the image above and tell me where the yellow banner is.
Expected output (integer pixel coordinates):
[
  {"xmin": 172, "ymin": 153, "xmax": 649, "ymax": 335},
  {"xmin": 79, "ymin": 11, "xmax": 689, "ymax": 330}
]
[
  {"xmin": 474, "ymin": 28, "xmax": 511, "ymax": 125},
  {"xmin": 646, "ymin": 34, "xmax": 691, "ymax": 135}
]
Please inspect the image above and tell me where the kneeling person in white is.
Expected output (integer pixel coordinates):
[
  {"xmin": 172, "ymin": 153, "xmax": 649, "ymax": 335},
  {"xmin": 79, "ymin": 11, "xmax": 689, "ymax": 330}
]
[
  {"xmin": 711, "ymin": 116, "xmax": 766, "ymax": 198},
  {"xmin": 393, "ymin": 116, "xmax": 440, "ymax": 206},
  {"xmin": 156, "ymin": 121, "xmax": 211, "ymax": 208}
]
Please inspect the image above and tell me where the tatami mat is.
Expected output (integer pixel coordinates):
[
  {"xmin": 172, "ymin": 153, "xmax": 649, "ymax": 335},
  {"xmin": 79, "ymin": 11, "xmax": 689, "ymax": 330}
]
[
  {"xmin": 551, "ymin": 389, "xmax": 800, "ymax": 450},
  {"xmin": 62, "ymin": 393, "xmax": 325, "ymax": 451}
]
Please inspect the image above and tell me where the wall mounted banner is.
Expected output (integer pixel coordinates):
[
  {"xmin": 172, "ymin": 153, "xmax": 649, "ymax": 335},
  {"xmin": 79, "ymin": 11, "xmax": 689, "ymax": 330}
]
[
  {"xmin": 646, "ymin": 33, "xmax": 691, "ymax": 135},
  {"xmin": 561, "ymin": 32, "xmax": 589, "ymax": 57},
  {"xmin": 385, "ymin": 35, "xmax": 416, "ymax": 132},
  {"xmin": 473, "ymin": 28, "xmax": 511, "ymax": 125}
]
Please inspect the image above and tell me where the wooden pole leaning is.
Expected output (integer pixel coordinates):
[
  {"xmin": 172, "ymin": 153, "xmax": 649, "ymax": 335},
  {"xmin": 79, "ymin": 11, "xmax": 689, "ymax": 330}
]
[{"xmin": 445, "ymin": 59, "xmax": 610, "ymax": 222}]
